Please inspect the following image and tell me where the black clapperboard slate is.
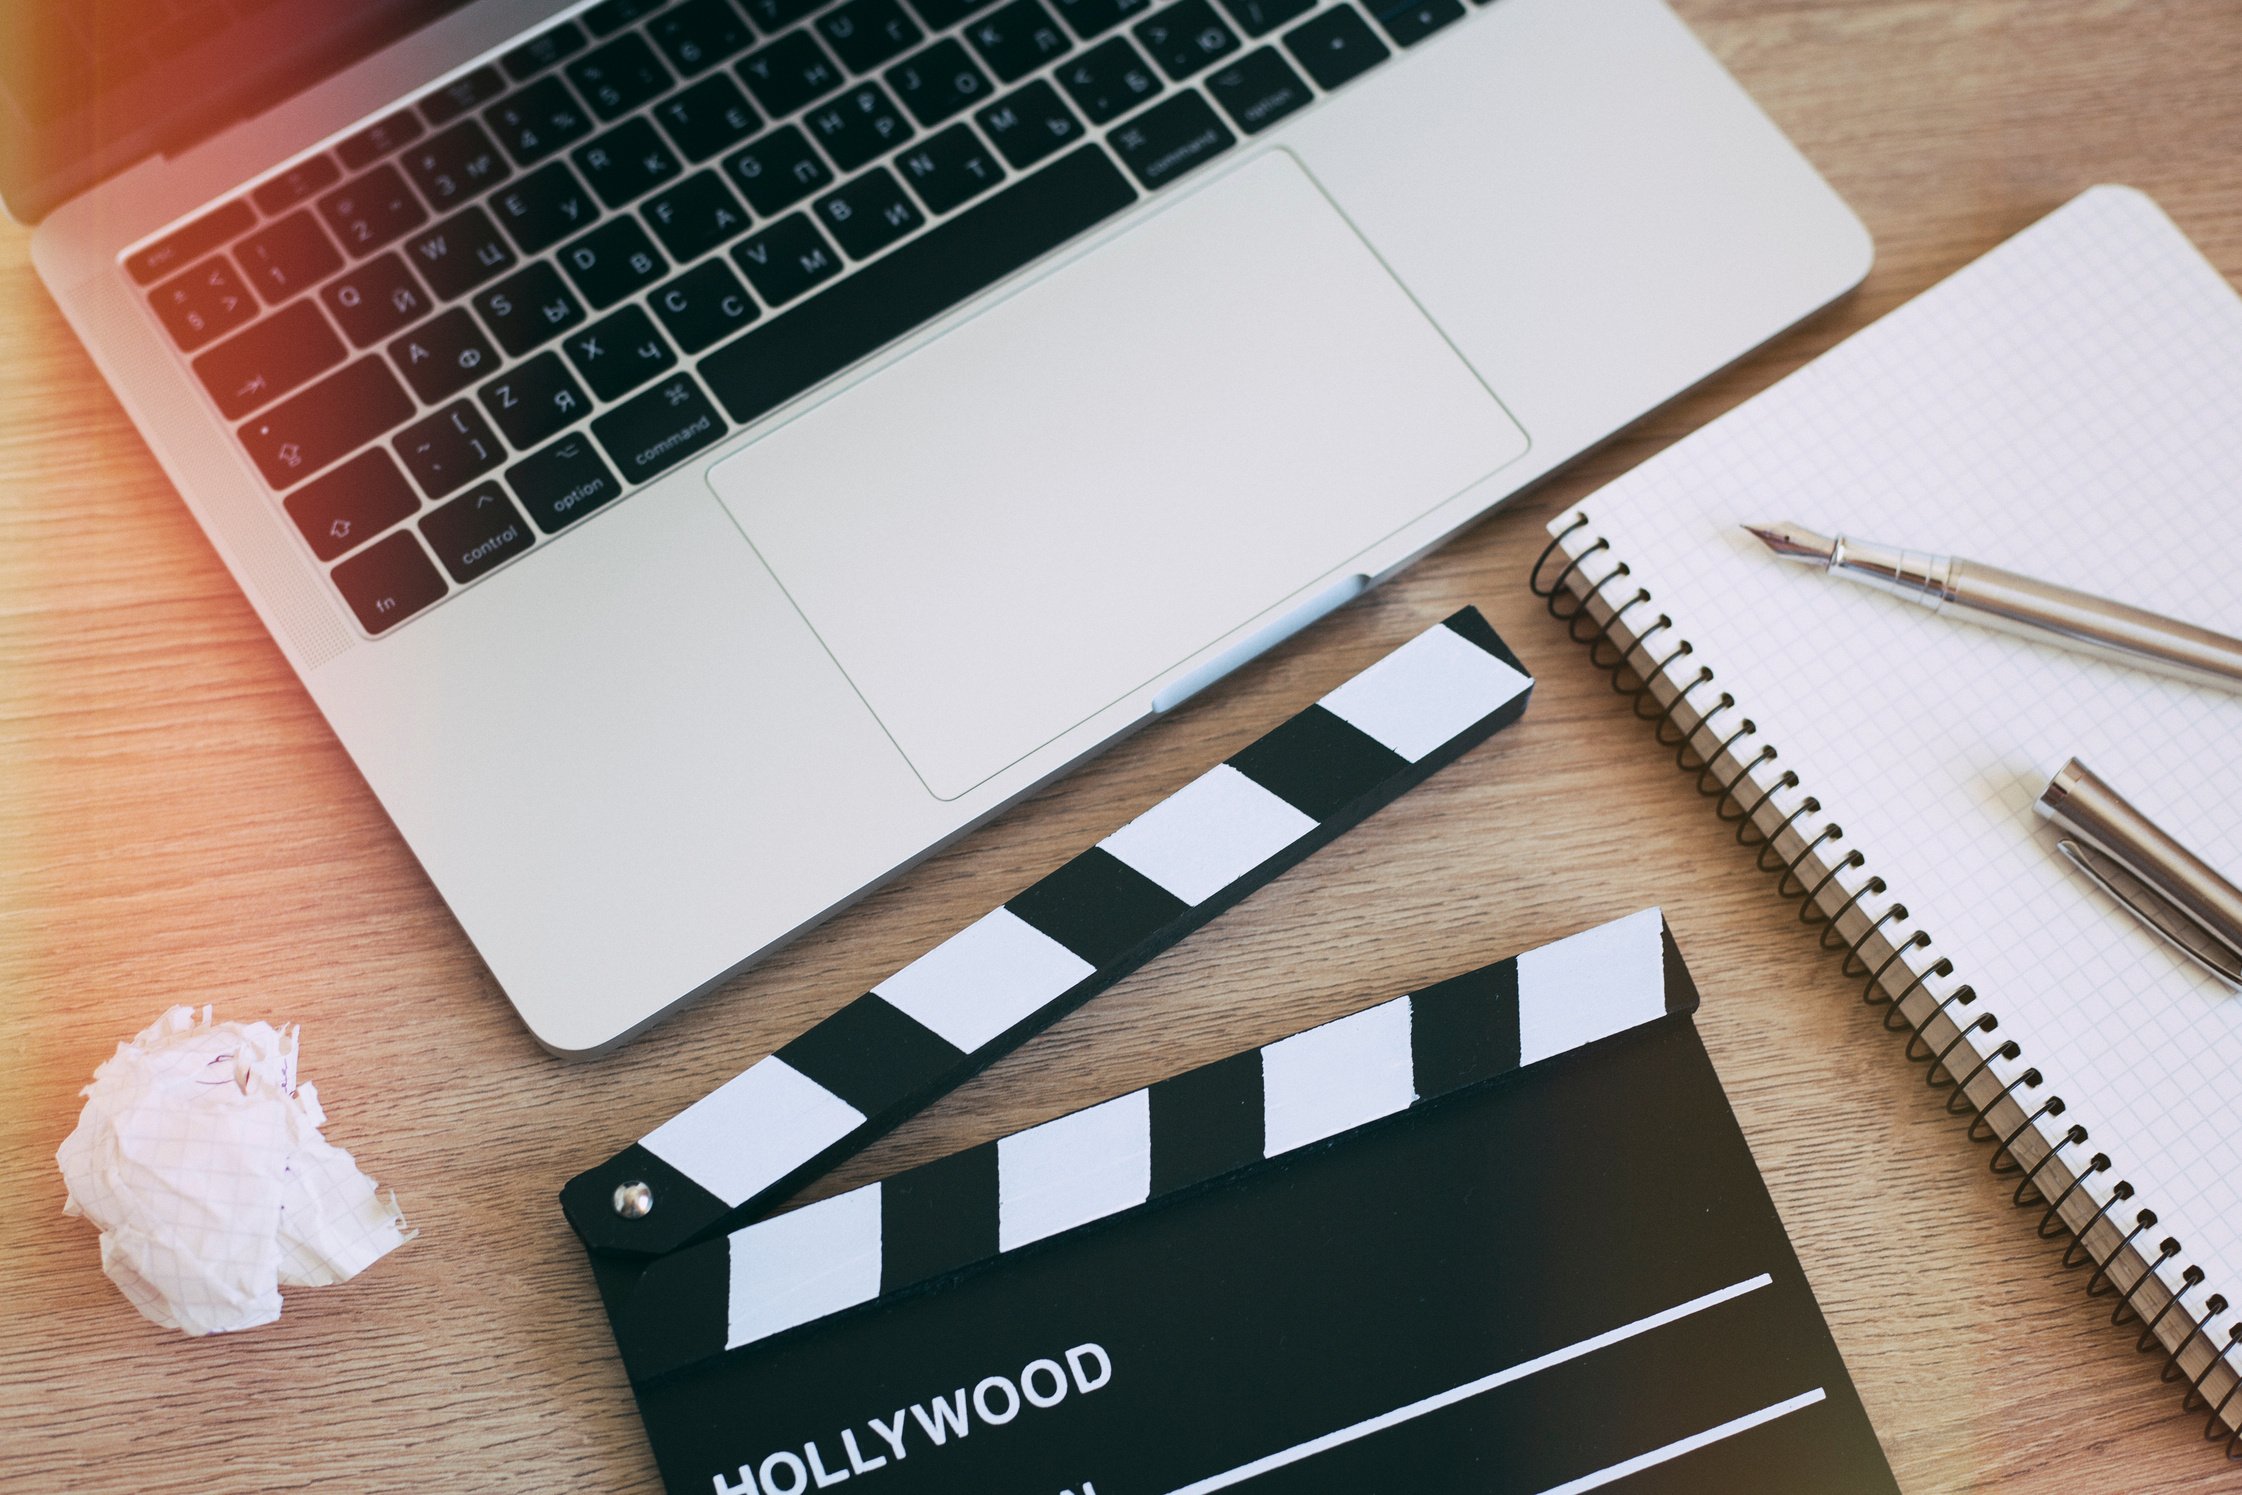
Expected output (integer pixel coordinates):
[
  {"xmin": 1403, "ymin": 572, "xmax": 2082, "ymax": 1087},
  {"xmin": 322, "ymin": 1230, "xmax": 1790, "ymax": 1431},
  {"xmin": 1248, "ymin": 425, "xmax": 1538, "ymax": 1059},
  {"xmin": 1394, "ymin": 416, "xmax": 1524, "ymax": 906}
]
[{"xmin": 562, "ymin": 613, "xmax": 1897, "ymax": 1493}]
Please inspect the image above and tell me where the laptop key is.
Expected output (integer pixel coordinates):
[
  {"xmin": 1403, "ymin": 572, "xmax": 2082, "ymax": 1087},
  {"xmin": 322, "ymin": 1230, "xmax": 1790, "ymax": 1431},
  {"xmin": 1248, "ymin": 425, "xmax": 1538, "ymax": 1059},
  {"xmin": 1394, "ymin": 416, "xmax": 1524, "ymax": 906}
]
[
  {"xmin": 150, "ymin": 256, "xmax": 257, "ymax": 351},
  {"xmin": 389, "ymin": 307, "xmax": 502, "ymax": 402},
  {"xmin": 568, "ymin": 34, "xmax": 676, "ymax": 120},
  {"xmin": 1050, "ymin": 0, "xmax": 1154, "ymax": 41},
  {"xmin": 700, "ymin": 144, "xmax": 1134, "ymax": 426},
  {"xmin": 404, "ymin": 120, "xmax": 513, "ymax": 209},
  {"xmin": 885, "ymin": 40, "xmax": 992, "ymax": 125},
  {"xmin": 968, "ymin": 0, "xmax": 1073, "ymax": 82},
  {"xmin": 650, "ymin": 259, "xmax": 762, "ymax": 352},
  {"xmin": 251, "ymin": 155, "xmax": 343, "ymax": 216},
  {"xmin": 721, "ymin": 126, "xmax": 834, "ymax": 215},
  {"xmin": 895, "ymin": 124, "xmax": 1004, "ymax": 214},
  {"xmin": 502, "ymin": 19, "xmax": 588, "ymax": 81},
  {"xmin": 331, "ymin": 531, "xmax": 447, "ymax": 635},
  {"xmin": 573, "ymin": 118, "xmax": 685, "ymax": 208},
  {"xmin": 473, "ymin": 261, "xmax": 589, "ymax": 355},
  {"xmin": 317, "ymin": 165, "xmax": 432, "ymax": 257},
  {"xmin": 194, "ymin": 301, "xmax": 346, "ymax": 419},
  {"xmin": 484, "ymin": 76, "xmax": 596, "ymax": 167},
  {"xmin": 805, "ymin": 85, "xmax": 914, "ymax": 173},
  {"xmin": 731, "ymin": 214, "xmax": 843, "ymax": 305},
  {"xmin": 1211, "ymin": 0, "xmax": 1309, "ymax": 37},
  {"xmin": 654, "ymin": 74, "xmax": 764, "ymax": 162},
  {"xmin": 321, "ymin": 254, "xmax": 434, "ymax": 347},
  {"xmin": 128, "ymin": 200, "xmax": 254, "ymax": 286},
  {"xmin": 284, "ymin": 448, "xmax": 421, "ymax": 561},
  {"xmin": 1205, "ymin": 47, "xmax": 1309, "ymax": 133},
  {"xmin": 420, "ymin": 484, "xmax": 536, "ymax": 583},
  {"xmin": 405, "ymin": 206, "xmax": 519, "ymax": 301},
  {"xmin": 558, "ymin": 217, "xmax": 671, "ymax": 307},
  {"xmin": 643, "ymin": 171, "xmax": 754, "ymax": 262},
  {"xmin": 491, "ymin": 162, "xmax": 598, "ymax": 255},
  {"xmin": 813, "ymin": 167, "xmax": 924, "ymax": 259},
  {"xmin": 819, "ymin": 0, "xmax": 925, "ymax": 72},
  {"xmin": 1134, "ymin": 0, "xmax": 1239, "ymax": 79},
  {"xmin": 1107, "ymin": 88, "xmax": 1234, "ymax": 187},
  {"xmin": 1282, "ymin": 4, "xmax": 1388, "ymax": 88},
  {"xmin": 590, "ymin": 372, "xmax": 728, "ymax": 485},
  {"xmin": 1365, "ymin": 0, "xmax": 1462, "ymax": 45},
  {"xmin": 395, "ymin": 401, "xmax": 507, "ymax": 498},
  {"xmin": 1057, "ymin": 36, "xmax": 1161, "ymax": 122},
  {"xmin": 975, "ymin": 80, "xmax": 1084, "ymax": 168},
  {"xmin": 422, "ymin": 66, "xmax": 508, "ymax": 126},
  {"xmin": 479, "ymin": 352, "xmax": 592, "ymax": 449},
  {"xmin": 234, "ymin": 213, "xmax": 345, "ymax": 305},
  {"xmin": 336, "ymin": 109, "xmax": 424, "ymax": 171},
  {"xmin": 507, "ymin": 433, "xmax": 625, "ymax": 532},
  {"xmin": 650, "ymin": 0, "xmax": 757, "ymax": 75},
  {"xmin": 566, "ymin": 305, "xmax": 680, "ymax": 400},
  {"xmin": 240, "ymin": 358, "xmax": 417, "ymax": 489},
  {"xmin": 737, "ymin": 32, "xmax": 844, "ymax": 117}
]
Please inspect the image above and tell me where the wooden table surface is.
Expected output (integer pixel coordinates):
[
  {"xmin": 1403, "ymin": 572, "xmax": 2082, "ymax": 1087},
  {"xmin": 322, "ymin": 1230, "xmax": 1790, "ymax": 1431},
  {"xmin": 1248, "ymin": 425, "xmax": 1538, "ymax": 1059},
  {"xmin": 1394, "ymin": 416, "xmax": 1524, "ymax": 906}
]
[{"xmin": 6, "ymin": 2, "xmax": 2242, "ymax": 1489}]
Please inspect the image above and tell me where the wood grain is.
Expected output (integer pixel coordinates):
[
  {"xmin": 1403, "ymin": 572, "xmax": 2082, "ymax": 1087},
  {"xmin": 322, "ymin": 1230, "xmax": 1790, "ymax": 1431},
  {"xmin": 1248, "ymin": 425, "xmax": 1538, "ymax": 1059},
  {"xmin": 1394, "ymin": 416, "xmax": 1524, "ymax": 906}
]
[{"xmin": 5, "ymin": 2, "xmax": 2242, "ymax": 1488}]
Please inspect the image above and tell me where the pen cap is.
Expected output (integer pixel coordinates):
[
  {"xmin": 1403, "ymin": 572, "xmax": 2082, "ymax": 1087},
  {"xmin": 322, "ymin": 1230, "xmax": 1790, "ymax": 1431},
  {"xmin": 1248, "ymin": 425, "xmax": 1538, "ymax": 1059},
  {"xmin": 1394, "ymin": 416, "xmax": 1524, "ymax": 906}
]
[{"xmin": 2037, "ymin": 757, "xmax": 2242, "ymax": 985}]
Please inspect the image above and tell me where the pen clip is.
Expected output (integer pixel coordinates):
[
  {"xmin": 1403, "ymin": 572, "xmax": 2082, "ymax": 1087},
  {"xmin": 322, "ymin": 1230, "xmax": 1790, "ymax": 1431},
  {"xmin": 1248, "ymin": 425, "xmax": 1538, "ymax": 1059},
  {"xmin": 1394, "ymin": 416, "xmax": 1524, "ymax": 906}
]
[{"xmin": 2058, "ymin": 839, "xmax": 2242, "ymax": 992}]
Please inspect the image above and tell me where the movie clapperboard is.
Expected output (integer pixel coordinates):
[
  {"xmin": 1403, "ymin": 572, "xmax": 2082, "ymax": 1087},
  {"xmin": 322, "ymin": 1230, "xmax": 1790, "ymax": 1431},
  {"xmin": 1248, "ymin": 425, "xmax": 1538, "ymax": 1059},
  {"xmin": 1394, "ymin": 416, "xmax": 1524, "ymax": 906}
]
[{"xmin": 560, "ymin": 611, "xmax": 1898, "ymax": 1494}]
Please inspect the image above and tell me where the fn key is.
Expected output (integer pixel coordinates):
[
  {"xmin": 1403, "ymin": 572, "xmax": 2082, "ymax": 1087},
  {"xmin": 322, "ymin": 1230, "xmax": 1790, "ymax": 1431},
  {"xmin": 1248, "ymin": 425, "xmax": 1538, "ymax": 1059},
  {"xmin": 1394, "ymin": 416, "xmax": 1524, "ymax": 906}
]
[
  {"xmin": 591, "ymin": 373, "xmax": 728, "ymax": 485},
  {"xmin": 332, "ymin": 531, "xmax": 448, "ymax": 634}
]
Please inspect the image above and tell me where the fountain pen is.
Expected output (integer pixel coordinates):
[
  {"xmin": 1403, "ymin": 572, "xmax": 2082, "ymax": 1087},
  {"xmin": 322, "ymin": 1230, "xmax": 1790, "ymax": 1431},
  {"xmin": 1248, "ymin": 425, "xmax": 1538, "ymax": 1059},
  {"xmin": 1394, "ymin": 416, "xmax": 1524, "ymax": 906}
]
[{"xmin": 1742, "ymin": 522, "xmax": 2242, "ymax": 695}]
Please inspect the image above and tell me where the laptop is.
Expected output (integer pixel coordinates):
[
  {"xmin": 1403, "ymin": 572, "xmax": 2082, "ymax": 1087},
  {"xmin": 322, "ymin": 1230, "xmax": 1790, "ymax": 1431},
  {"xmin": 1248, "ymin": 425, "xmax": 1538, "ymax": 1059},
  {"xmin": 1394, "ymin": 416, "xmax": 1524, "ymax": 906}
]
[{"xmin": 6, "ymin": 0, "xmax": 1868, "ymax": 1053}]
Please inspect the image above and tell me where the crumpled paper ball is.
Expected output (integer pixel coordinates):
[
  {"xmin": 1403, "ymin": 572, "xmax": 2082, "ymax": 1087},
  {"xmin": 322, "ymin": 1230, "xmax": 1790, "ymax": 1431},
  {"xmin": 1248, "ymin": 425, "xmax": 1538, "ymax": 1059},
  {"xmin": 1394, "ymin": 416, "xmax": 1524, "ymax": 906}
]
[{"xmin": 56, "ymin": 1006, "xmax": 413, "ymax": 1335}]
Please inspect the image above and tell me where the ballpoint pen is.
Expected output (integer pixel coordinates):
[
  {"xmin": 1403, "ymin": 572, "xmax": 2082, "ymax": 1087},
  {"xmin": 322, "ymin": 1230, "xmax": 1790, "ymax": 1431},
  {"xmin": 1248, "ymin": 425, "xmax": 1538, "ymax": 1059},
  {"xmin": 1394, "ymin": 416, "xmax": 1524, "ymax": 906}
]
[
  {"xmin": 2037, "ymin": 758, "xmax": 2242, "ymax": 991},
  {"xmin": 1742, "ymin": 522, "xmax": 2242, "ymax": 695}
]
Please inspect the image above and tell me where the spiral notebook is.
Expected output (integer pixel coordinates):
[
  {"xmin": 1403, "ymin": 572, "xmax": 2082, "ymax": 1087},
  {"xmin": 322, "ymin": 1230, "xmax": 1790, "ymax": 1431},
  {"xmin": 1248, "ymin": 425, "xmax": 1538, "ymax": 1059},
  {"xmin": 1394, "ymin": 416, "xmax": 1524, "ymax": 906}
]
[{"xmin": 1535, "ymin": 185, "xmax": 2242, "ymax": 1440}]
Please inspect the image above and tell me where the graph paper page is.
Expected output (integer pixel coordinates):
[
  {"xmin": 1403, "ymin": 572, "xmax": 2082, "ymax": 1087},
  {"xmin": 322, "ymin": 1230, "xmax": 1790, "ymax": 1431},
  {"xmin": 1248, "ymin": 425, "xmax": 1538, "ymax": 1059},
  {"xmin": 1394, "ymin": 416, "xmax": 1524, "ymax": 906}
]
[{"xmin": 1559, "ymin": 186, "xmax": 2242, "ymax": 1342}]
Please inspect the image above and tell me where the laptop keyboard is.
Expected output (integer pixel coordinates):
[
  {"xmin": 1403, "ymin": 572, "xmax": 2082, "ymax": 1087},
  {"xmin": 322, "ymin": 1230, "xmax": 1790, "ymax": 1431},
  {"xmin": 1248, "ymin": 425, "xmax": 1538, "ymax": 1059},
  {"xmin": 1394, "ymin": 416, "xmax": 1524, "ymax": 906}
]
[{"xmin": 131, "ymin": 0, "xmax": 1486, "ymax": 637}]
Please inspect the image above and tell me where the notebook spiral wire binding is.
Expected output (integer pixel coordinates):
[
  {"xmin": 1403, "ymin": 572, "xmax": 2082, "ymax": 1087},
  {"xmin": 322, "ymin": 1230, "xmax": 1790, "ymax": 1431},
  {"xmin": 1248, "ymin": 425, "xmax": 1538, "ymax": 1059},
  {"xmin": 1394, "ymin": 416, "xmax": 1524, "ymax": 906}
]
[{"xmin": 1531, "ymin": 514, "xmax": 2242, "ymax": 1455}]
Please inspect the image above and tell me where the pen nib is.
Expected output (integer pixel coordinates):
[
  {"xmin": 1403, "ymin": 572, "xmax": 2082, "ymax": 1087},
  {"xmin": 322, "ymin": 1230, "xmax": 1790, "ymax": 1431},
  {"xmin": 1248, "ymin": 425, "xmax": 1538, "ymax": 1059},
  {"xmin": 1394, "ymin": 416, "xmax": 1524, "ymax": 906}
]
[{"xmin": 1742, "ymin": 521, "xmax": 1838, "ymax": 567}]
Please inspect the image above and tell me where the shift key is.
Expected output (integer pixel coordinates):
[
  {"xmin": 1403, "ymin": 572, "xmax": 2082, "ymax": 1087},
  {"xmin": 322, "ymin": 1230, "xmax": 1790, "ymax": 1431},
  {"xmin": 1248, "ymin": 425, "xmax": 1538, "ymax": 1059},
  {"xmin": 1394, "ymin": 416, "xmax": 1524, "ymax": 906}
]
[
  {"xmin": 591, "ymin": 372, "xmax": 727, "ymax": 485},
  {"xmin": 238, "ymin": 358, "xmax": 416, "ymax": 489}
]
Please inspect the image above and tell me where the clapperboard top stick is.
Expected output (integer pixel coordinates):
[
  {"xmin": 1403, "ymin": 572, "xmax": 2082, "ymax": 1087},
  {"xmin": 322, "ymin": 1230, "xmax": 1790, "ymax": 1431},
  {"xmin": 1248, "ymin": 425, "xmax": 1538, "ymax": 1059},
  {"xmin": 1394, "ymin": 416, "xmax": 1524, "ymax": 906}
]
[
  {"xmin": 563, "ymin": 608, "xmax": 1533, "ymax": 1264},
  {"xmin": 614, "ymin": 908, "xmax": 1696, "ymax": 1386}
]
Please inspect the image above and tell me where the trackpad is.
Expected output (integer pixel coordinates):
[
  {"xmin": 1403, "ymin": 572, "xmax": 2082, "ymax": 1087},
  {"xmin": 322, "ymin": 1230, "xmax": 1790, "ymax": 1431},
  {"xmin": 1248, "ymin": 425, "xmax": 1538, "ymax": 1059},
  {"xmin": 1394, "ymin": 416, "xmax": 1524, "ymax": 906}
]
[{"xmin": 708, "ymin": 150, "xmax": 1528, "ymax": 800}]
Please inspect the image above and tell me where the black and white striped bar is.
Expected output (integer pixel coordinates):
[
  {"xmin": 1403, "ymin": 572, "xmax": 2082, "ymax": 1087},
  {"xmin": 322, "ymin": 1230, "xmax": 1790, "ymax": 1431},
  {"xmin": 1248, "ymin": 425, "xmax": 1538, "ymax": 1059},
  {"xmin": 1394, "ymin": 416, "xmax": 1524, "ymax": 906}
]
[
  {"xmin": 614, "ymin": 908, "xmax": 1694, "ymax": 1384},
  {"xmin": 563, "ymin": 610, "xmax": 1533, "ymax": 1262}
]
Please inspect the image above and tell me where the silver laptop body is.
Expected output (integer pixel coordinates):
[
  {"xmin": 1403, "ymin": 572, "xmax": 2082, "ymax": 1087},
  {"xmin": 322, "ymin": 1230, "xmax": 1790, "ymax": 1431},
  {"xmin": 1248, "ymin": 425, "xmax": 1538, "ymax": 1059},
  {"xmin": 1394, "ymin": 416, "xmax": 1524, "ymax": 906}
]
[{"xmin": 17, "ymin": 0, "xmax": 1868, "ymax": 1051}]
